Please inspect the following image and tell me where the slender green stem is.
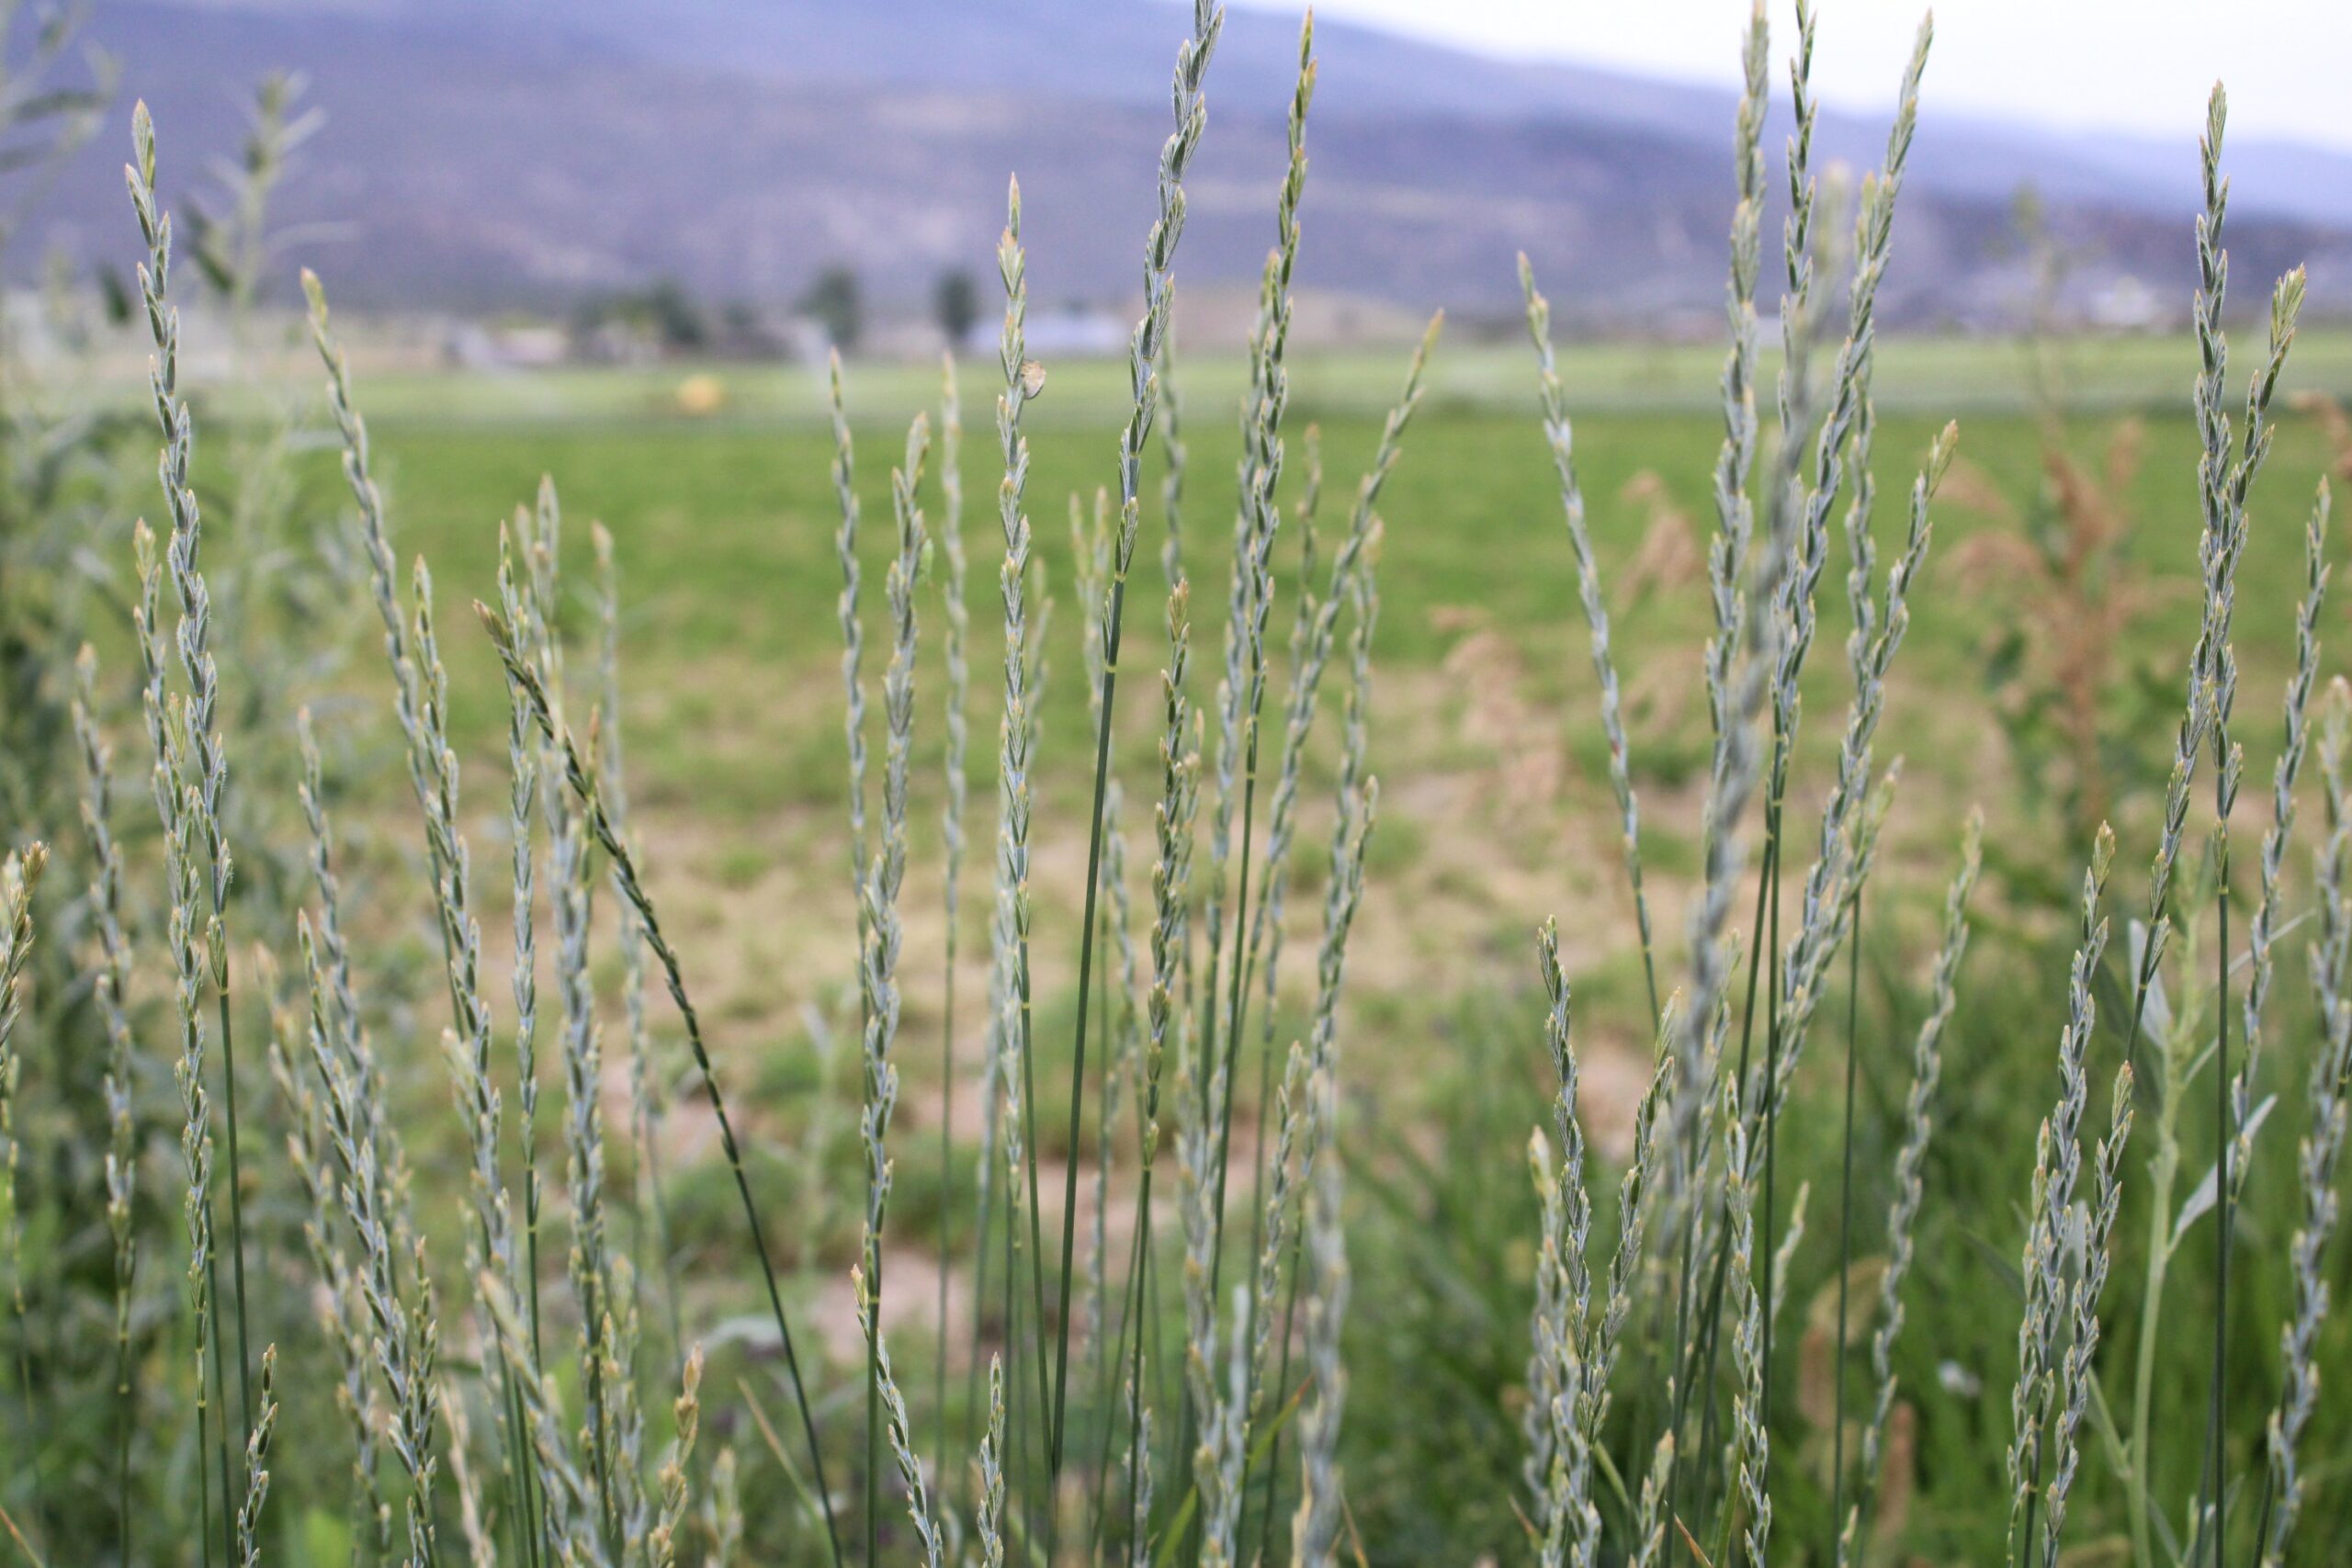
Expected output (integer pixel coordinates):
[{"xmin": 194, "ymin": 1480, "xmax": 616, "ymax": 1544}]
[
  {"xmin": 1673, "ymin": 833, "xmax": 1780, "ymax": 1473},
  {"xmin": 2207, "ymin": 829, "xmax": 2232, "ymax": 1566},
  {"xmin": 1830, "ymin": 886, "xmax": 1862, "ymax": 1556},
  {"xmin": 868, "ymin": 1255, "xmax": 882, "ymax": 1568},
  {"xmin": 2130, "ymin": 1115, "xmax": 2181, "ymax": 1568},
  {"xmin": 1257, "ymin": 1213, "xmax": 1311, "ymax": 1568},
  {"xmin": 1210, "ymin": 755, "xmax": 1262, "ymax": 1295},
  {"xmin": 966, "ymin": 1125, "xmax": 998, "ymax": 1473},
  {"xmin": 1054, "ymin": 563, "xmax": 1134, "ymax": 1481},
  {"xmin": 1129, "ymin": 1155, "xmax": 1163, "ymax": 1552},
  {"xmin": 938, "ymin": 959, "xmax": 957, "ymax": 1459},
  {"xmin": 196, "ymin": 1314, "xmax": 216, "ymax": 1568},
  {"xmin": 115, "ymin": 1272, "xmax": 132, "ymax": 1568},
  {"xmin": 206, "ymin": 1238, "xmax": 235, "ymax": 1567},
  {"xmin": 1758, "ymin": 794, "xmax": 1785, "ymax": 1497},
  {"xmin": 1690, "ymin": 823, "xmax": 1786, "ymax": 1533},
  {"xmin": 212, "ymin": 974, "xmax": 254, "ymax": 1470},
  {"xmin": 1017, "ymin": 932, "xmax": 1054, "ymax": 1478},
  {"xmin": 1090, "ymin": 1169, "xmax": 1148, "ymax": 1555},
  {"xmin": 1085, "ymin": 917, "xmax": 1122, "ymax": 1543}
]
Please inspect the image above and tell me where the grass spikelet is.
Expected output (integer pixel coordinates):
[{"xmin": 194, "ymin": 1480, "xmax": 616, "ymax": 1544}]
[
  {"xmin": 1125, "ymin": 1386, "xmax": 1153, "ymax": 1568},
  {"xmin": 497, "ymin": 523, "xmax": 549, "ymax": 1360},
  {"xmin": 1748, "ymin": 27, "xmax": 1936, "ymax": 1448},
  {"xmin": 1766, "ymin": 424, "xmax": 1956, "ymax": 1129},
  {"xmin": 1245, "ymin": 1042, "xmax": 1307, "ymax": 1415},
  {"xmin": 1159, "ymin": 312, "xmax": 1190, "ymax": 594},
  {"xmin": 859, "ymin": 410, "xmax": 929, "ymax": 1562},
  {"xmin": 650, "ymin": 1347, "xmax": 703, "ymax": 1568},
  {"xmin": 1764, "ymin": 0, "xmax": 1822, "ymax": 565},
  {"xmin": 442, "ymin": 1380, "xmax": 494, "ymax": 1565},
  {"xmin": 136, "ymin": 511, "xmax": 234, "ymax": 1560},
  {"xmin": 1666, "ymin": 0, "xmax": 1771, "ymax": 1199},
  {"xmin": 833, "ymin": 349, "xmax": 872, "ymax": 910},
  {"xmin": 1196, "ymin": 0, "xmax": 1292, "ymax": 1337},
  {"xmin": 1243, "ymin": 312, "xmax": 1436, "ymax": 1053},
  {"xmin": 2120, "ymin": 83, "xmax": 2290, "ymax": 1078},
  {"xmin": 0, "ymin": 843, "xmax": 48, "ymax": 1400},
  {"xmin": 2008, "ymin": 821, "xmax": 2114, "ymax": 1565},
  {"xmin": 1838, "ymin": 809, "xmax": 1982, "ymax": 1565},
  {"xmin": 2258, "ymin": 680, "xmax": 2352, "ymax": 1567},
  {"xmin": 2231, "ymin": 479, "xmax": 2329, "ymax": 1199},
  {"xmin": 1069, "ymin": 489, "xmax": 1127, "ymax": 1390},
  {"xmin": 1656, "ymin": 9, "xmax": 1777, "ymax": 1514},
  {"xmin": 935, "ymin": 352, "xmax": 971, "ymax": 1438},
  {"xmin": 594, "ymin": 522, "xmax": 684, "ymax": 1365},
  {"xmin": 1725, "ymin": 1098, "xmax": 1773, "ymax": 1568},
  {"xmin": 1521, "ymin": 254, "xmax": 1658, "ymax": 1020},
  {"xmin": 854, "ymin": 1265, "xmax": 946, "ymax": 1567},
  {"xmin": 72, "ymin": 648, "xmax": 142, "ymax": 1550},
  {"xmin": 301, "ymin": 269, "xmax": 441, "ymax": 819},
  {"xmin": 1179, "ymin": 1046, "xmax": 1242, "ymax": 1565},
  {"xmin": 706, "ymin": 1446, "xmax": 742, "ymax": 1567},
  {"xmin": 982, "ymin": 172, "xmax": 1054, "ymax": 1468},
  {"xmin": 1240, "ymin": 321, "xmax": 1427, "ymax": 1548},
  {"xmin": 2182, "ymin": 87, "xmax": 2305, "ymax": 1552},
  {"xmin": 1632, "ymin": 1432, "xmax": 1675, "ymax": 1568},
  {"xmin": 1250, "ymin": 586, "xmax": 1383, "ymax": 1544},
  {"xmin": 484, "ymin": 1273, "xmax": 607, "ymax": 1567},
  {"xmin": 275, "ymin": 959, "xmax": 400, "ymax": 1561},
  {"xmin": 1772, "ymin": 6, "xmax": 1929, "ymax": 748},
  {"xmin": 233, "ymin": 1343, "xmax": 278, "ymax": 1568},
  {"xmin": 1054, "ymin": 0, "xmax": 1227, "ymax": 1492},
  {"xmin": 979, "ymin": 1356, "xmax": 1008, "ymax": 1568},
  {"xmin": 477, "ymin": 598, "xmax": 842, "ymax": 1568},
  {"xmin": 293, "ymin": 874, "xmax": 444, "ymax": 1566},
  {"xmin": 1125, "ymin": 576, "xmax": 1199, "ymax": 1545},
  {"xmin": 513, "ymin": 501, "xmax": 633, "ymax": 1547},
  {"xmin": 1289, "ymin": 1058, "xmax": 1349, "ymax": 1568},
  {"xmin": 1838, "ymin": 12, "xmax": 1931, "ymax": 668},
  {"xmin": 1528, "ymin": 923, "xmax": 1592, "ymax": 1552},
  {"xmin": 300, "ymin": 276, "xmax": 551, "ymax": 1537},
  {"xmin": 128, "ymin": 99, "xmax": 258, "ymax": 1486},
  {"xmin": 2041, "ymin": 1066, "xmax": 2133, "ymax": 1564}
]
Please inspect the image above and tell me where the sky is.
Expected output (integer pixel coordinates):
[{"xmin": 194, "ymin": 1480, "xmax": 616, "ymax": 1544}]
[{"xmin": 1231, "ymin": 0, "xmax": 2352, "ymax": 152}]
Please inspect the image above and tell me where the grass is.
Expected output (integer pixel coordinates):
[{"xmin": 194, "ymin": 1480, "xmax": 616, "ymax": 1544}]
[
  {"xmin": 155, "ymin": 322, "xmax": 2352, "ymax": 434},
  {"xmin": 182, "ymin": 366, "xmax": 2336, "ymax": 1568},
  {"xmin": 9, "ymin": 3, "xmax": 2352, "ymax": 1564},
  {"xmin": 285, "ymin": 399, "xmax": 2336, "ymax": 832}
]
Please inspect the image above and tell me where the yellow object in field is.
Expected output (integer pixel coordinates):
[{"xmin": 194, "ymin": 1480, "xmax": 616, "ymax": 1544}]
[{"xmin": 674, "ymin": 373, "xmax": 725, "ymax": 415}]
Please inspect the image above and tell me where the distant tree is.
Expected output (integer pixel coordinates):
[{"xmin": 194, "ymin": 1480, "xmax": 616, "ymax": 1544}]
[
  {"xmin": 639, "ymin": 278, "xmax": 708, "ymax": 349},
  {"xmin": 933, "ymin": 267, "xmax": 978, "ymax": 347},
  {"xmin": 571, "ymin": 277, "xmax": 708, "ymax": 353},
  {"xmin": 800, "ymin": 265, "xmax": 864, "ymax": 352},
  {"xmin": 719, "ymin": 299, "xmax": 763, "ymax": 346}
]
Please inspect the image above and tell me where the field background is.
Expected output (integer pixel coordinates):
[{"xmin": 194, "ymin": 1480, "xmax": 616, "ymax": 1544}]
[
  {"xmin": 146, "ymin": 321, "xmax": 2343, "ymax": 1560},
  {"xmin": 18, "ymin": 312, "xmax": 2352, "ymax": 1561},
  {"xmin": 9, "ymin": 0, "xmax": 2351, "ymax": 1558}
]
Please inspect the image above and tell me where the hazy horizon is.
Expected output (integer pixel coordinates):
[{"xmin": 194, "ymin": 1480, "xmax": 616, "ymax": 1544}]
[{"xmin": 1228, "ymin": 0, "xmax": 2352, "ymax": 154}]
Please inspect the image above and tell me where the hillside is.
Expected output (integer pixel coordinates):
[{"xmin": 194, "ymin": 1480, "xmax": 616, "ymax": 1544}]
[{"xmin": 19, "ymin": 0, "xmax": 2351, "ymax": 322}]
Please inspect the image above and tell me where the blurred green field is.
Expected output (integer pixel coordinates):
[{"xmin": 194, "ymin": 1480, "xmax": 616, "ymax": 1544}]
[
  {"xmin": 329, "ymin": 330, "xmax": 2345, "ymax": 868},
  {"xmin": 56, "ymin": 321, "xmax": 2328, "ymax": 1563},
  {"xmin": 287, "ymin": 324, "xmax": 2347, "ymax": 1153},
  {"xmin": 304, "ymin": 325, "xmax": 2352, "ymax": 434},
  {"xmin": 295, "ymin": 329, "xmax": 2351, "ymax": 1560}
]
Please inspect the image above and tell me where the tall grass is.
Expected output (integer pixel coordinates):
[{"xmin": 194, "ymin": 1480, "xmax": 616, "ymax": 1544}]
[{"xmin": 0, "ymin": 5, "xmax": 2348, "ymax": 1566}]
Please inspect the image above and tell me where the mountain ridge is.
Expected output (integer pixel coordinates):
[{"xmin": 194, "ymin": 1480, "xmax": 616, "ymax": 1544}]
[{"xmin": 21, "ymin": 0, "xmax": 2349, "ymax": 322}]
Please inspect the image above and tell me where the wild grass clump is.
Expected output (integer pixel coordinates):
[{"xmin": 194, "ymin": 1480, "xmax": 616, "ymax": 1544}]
[{"xmin": 0, "ymin": 2, "xmax": 2346, "ymax": 1565}]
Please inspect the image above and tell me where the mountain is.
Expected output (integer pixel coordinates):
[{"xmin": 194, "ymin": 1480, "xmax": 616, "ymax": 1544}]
[{"xmin": 21, "ymin": 0, "xmax": 2352, "ymax": 324}]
